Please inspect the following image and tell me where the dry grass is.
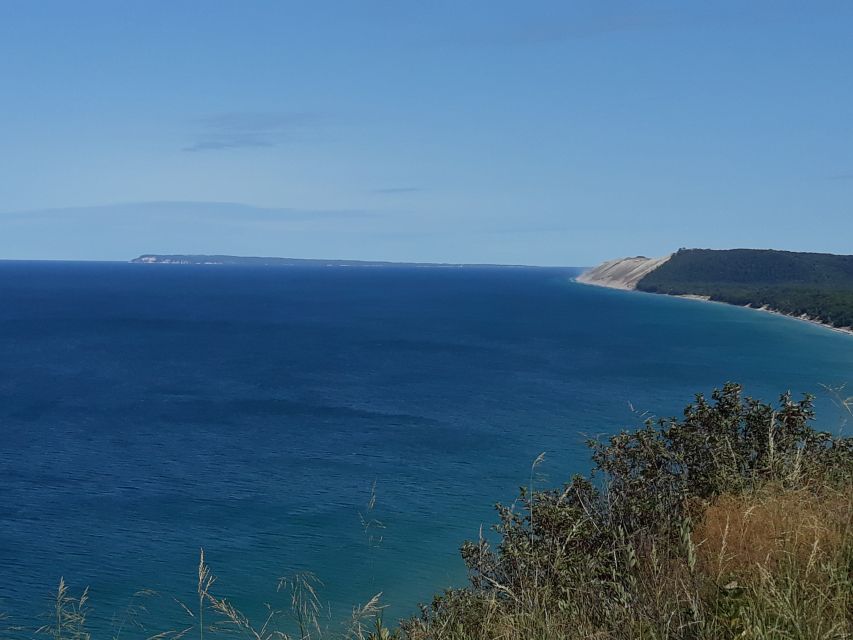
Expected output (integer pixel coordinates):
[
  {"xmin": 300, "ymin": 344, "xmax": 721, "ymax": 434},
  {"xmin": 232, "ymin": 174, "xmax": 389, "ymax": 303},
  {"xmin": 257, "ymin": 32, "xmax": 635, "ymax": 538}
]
[
  {"xmin": 694, "ymin": 484, "xmax": 852, "ymax": 585},
  {"xmin": 403, "ymin": 485, "xmax": 853, "ymax": 640}
]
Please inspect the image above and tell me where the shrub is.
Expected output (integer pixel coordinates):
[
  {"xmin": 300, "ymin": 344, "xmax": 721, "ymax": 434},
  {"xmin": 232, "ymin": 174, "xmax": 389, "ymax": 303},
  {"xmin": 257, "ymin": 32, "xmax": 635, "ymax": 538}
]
[{"xmin": 405, "ymin": 383, "xmax": 852, "ymax": 639}]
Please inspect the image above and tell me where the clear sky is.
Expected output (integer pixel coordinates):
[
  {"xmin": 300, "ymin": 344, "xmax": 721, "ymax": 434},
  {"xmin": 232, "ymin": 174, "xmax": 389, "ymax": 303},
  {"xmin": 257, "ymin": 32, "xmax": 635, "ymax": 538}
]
[{"xmin": 1, "ymin": 1, "xmax": 851, "ymax": 265}]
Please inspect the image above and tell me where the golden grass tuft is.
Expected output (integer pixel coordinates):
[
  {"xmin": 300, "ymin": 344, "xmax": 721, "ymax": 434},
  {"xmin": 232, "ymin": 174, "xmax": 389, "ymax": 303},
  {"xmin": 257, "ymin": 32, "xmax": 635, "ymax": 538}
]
[{"xmin": 694, "ymin": 484, "xmax": 852, "ymax": 585}]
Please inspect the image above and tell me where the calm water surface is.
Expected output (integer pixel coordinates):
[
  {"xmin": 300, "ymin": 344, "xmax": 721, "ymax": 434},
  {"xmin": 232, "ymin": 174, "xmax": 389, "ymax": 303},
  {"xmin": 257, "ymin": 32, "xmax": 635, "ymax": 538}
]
[{"xmin": 1, "ymin": 262, "xmax": 851, "ymax": 630}]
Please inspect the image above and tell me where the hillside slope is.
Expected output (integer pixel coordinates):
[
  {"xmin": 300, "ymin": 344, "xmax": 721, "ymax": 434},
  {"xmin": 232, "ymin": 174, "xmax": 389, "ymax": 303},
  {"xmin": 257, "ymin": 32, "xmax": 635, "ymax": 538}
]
[
  {"xmin": 575, "ymin": 255, "xmax": 671, "ymax": 290},
  {"xmin": 636, "ymin": 248, "xmax": 853, "ymax": 328}
]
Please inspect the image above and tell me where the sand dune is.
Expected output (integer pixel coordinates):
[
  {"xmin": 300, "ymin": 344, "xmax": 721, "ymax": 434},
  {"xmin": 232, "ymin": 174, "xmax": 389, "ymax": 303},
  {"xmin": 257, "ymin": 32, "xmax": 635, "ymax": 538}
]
[{"xmin": 576, "ymin": 255, "xmax": 672, "ymax": 290}]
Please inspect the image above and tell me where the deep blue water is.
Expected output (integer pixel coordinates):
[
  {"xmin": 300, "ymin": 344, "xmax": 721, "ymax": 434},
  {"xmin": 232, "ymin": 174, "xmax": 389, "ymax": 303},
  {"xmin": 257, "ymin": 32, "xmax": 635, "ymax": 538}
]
[{"xmin": 1, "ymin": 262, "xmax": 851, "ymax": 632}]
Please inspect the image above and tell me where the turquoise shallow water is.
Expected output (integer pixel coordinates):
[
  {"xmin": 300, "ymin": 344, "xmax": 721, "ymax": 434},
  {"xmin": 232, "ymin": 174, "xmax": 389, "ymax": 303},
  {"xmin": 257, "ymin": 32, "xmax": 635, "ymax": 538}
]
[{"xmin": 0, "ymin": 262, "xmax": 851, "ymax": 632}]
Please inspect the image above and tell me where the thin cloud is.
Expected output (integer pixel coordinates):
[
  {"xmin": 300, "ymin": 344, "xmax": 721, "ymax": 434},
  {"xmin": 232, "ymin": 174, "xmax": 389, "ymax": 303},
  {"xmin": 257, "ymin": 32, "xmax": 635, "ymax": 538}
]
[
  {"xmin": 183, "ymin": 111, "xmax": 325, "ymax": 152},
  {"xmin": 828, "ymin": 172, "xmax": 853, "ymax": 181},
  {"xmin": 490, "ymin": 13, "xmax": 673, "ymax": 45},
  {"xmin": 0, "ymin": 201, "xmax": 383, "ymax": 261},
  {"xmin": 0, "ymin": 201, "xmax": 378, "ymax": 224},
  {"xmin": 442, "ymin": 6, "xmax": 780, "ymax": 48},
  {"xmin": 183, "ymin": 138, "xmax": 275, "ymax": 152},
  {"xmin": 201, "ymin": 112, "xmax": 320, "ymax": 131},
  {"xmin": 370, "ymin": 187, "xmax": 423, "ymax": 195},
  {"xmin": 438, "ymin": 10, "xmax": 675, "ymax": 47}
]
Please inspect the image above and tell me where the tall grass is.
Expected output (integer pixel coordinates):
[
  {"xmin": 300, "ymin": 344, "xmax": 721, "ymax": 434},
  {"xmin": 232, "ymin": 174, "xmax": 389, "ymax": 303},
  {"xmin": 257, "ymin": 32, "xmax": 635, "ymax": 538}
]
[
  {"xmin": 402, "ymin": 383, "xmax": 852, "ymax": 640},
  {"xmin": 7, "ymin": 384, "xmax": 853, "ymax": 640}
]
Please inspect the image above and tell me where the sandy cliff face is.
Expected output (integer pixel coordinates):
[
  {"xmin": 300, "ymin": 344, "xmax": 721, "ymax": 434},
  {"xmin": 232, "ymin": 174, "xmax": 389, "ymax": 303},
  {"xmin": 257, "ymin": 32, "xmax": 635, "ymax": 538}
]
[{"xmin": 576, "ymin": 255, "xmax": 672, "ymax": 290}]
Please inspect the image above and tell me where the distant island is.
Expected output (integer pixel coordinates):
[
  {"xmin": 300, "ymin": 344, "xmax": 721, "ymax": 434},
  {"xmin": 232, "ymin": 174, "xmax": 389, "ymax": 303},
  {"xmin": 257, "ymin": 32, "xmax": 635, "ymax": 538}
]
[
  {"xmin": 579, "ymin": 248, "xmax": 853, "ymax": 332},
  {"xmin": 131, "ymin": 254, "xmax": 568, "ymax": 269}
]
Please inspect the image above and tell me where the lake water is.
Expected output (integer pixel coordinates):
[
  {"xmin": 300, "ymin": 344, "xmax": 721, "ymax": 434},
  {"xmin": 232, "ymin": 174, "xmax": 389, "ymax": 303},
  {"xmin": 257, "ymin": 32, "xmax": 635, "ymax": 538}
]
[{"xmin": 1, "ymin": 262, "xmax": 851, "ymax": 633}]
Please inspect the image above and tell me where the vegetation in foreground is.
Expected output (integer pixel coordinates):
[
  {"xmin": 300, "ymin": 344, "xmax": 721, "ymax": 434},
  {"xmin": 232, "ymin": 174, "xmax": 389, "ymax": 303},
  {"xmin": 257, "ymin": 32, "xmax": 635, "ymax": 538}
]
[
  {"xmin": 636, "ymin": 248, "xmax": 853, "ymax": 328},
  {"xmin": 5, "ymin": 384, "xmax": 852, "ymax": 640},
  {"xmin": 404, "ymin": 384, "xmax": 852, "ymax": 640}
]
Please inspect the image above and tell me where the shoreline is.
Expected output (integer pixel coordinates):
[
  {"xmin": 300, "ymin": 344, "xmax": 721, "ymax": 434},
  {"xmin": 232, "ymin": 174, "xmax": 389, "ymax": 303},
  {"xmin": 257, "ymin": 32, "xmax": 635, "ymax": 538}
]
[{"xmin": 574, "ymin": 278, "xmax": 853, "ymax": 338}]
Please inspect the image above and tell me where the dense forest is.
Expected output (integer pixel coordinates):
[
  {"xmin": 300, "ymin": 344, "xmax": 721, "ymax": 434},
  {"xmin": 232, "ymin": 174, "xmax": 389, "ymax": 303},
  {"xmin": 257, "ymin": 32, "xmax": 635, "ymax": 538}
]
[{"xmin": 637, "ymin": 248, "xmax": 853, "ymax": 328}]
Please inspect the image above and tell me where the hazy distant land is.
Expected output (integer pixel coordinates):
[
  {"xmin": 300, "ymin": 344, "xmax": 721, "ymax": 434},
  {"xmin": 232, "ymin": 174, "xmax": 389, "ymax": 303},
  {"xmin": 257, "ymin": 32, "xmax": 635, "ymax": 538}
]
[{"xmin": 131, "ymin": 254, "xmax": 570, "ymax": 269}]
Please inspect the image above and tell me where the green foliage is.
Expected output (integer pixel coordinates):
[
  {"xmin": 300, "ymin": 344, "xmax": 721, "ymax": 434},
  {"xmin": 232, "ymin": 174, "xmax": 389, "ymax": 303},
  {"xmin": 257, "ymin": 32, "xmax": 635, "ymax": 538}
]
[
  {"xmin": 597, "ymin": 384, "xmax": 849, "ymax": 522},
  {"xmin": 637, "ymin": 249, "xmax": 853, "ymax": 327},
  {"xmin": 405, "ymin": 383, "xmax": 853, "ymax": 639}
]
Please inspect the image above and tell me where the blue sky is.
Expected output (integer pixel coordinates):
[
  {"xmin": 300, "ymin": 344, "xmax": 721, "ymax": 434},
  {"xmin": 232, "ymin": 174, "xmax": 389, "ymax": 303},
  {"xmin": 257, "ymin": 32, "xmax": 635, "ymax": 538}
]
[{"xmin": 0, "ymin": 1, "xmax": 851, "ymax": 265}]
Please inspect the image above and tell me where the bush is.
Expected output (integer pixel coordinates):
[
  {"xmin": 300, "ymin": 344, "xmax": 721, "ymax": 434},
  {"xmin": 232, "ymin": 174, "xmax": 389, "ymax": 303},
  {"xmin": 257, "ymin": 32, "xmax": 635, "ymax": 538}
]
[{"xmin": 404, "ymin": 383, "xmax": 852, "ymax": 639}]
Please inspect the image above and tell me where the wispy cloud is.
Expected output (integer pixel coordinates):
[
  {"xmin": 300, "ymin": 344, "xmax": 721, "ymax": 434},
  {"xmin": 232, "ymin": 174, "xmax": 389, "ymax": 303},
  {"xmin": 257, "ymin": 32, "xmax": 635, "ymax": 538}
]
[
  {"xmin": 486, "ymin": 14, "xmax": 673, "ymax": 45},
  {"xmin": 370, "ymin": 187, "xmax": 423, "ymax": 195},
  {"xmin": 183, "ymin": 111, "xmax": 324, "ymax": 152},
  {"xmin": 0, "ymin": 201, "xmax": 384, "ymax": 261},
  {"xmin": 435, "ymin": 10, "xmax": 675, "ymax": 48},
  {"xmin": 0, "ymin": 201, "xmax": 377, "ymax": 225},
  {"xmin": 828, "ymin": 172, "xmax": 853, "ymax": 181},
  {"xmin": 442, "ymin": 6, "xmax": 778, "ymax": 48},
  {"xmin": 183, "ymin": 138, "xmax": 275, "ymax": 152}
]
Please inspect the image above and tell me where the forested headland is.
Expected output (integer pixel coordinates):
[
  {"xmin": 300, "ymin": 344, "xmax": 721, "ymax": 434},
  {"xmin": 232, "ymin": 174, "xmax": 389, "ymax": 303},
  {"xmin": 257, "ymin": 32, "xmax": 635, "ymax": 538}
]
[{"xmin": 636, "ymin": 248, "xmax": 853, "ymax": 328}]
